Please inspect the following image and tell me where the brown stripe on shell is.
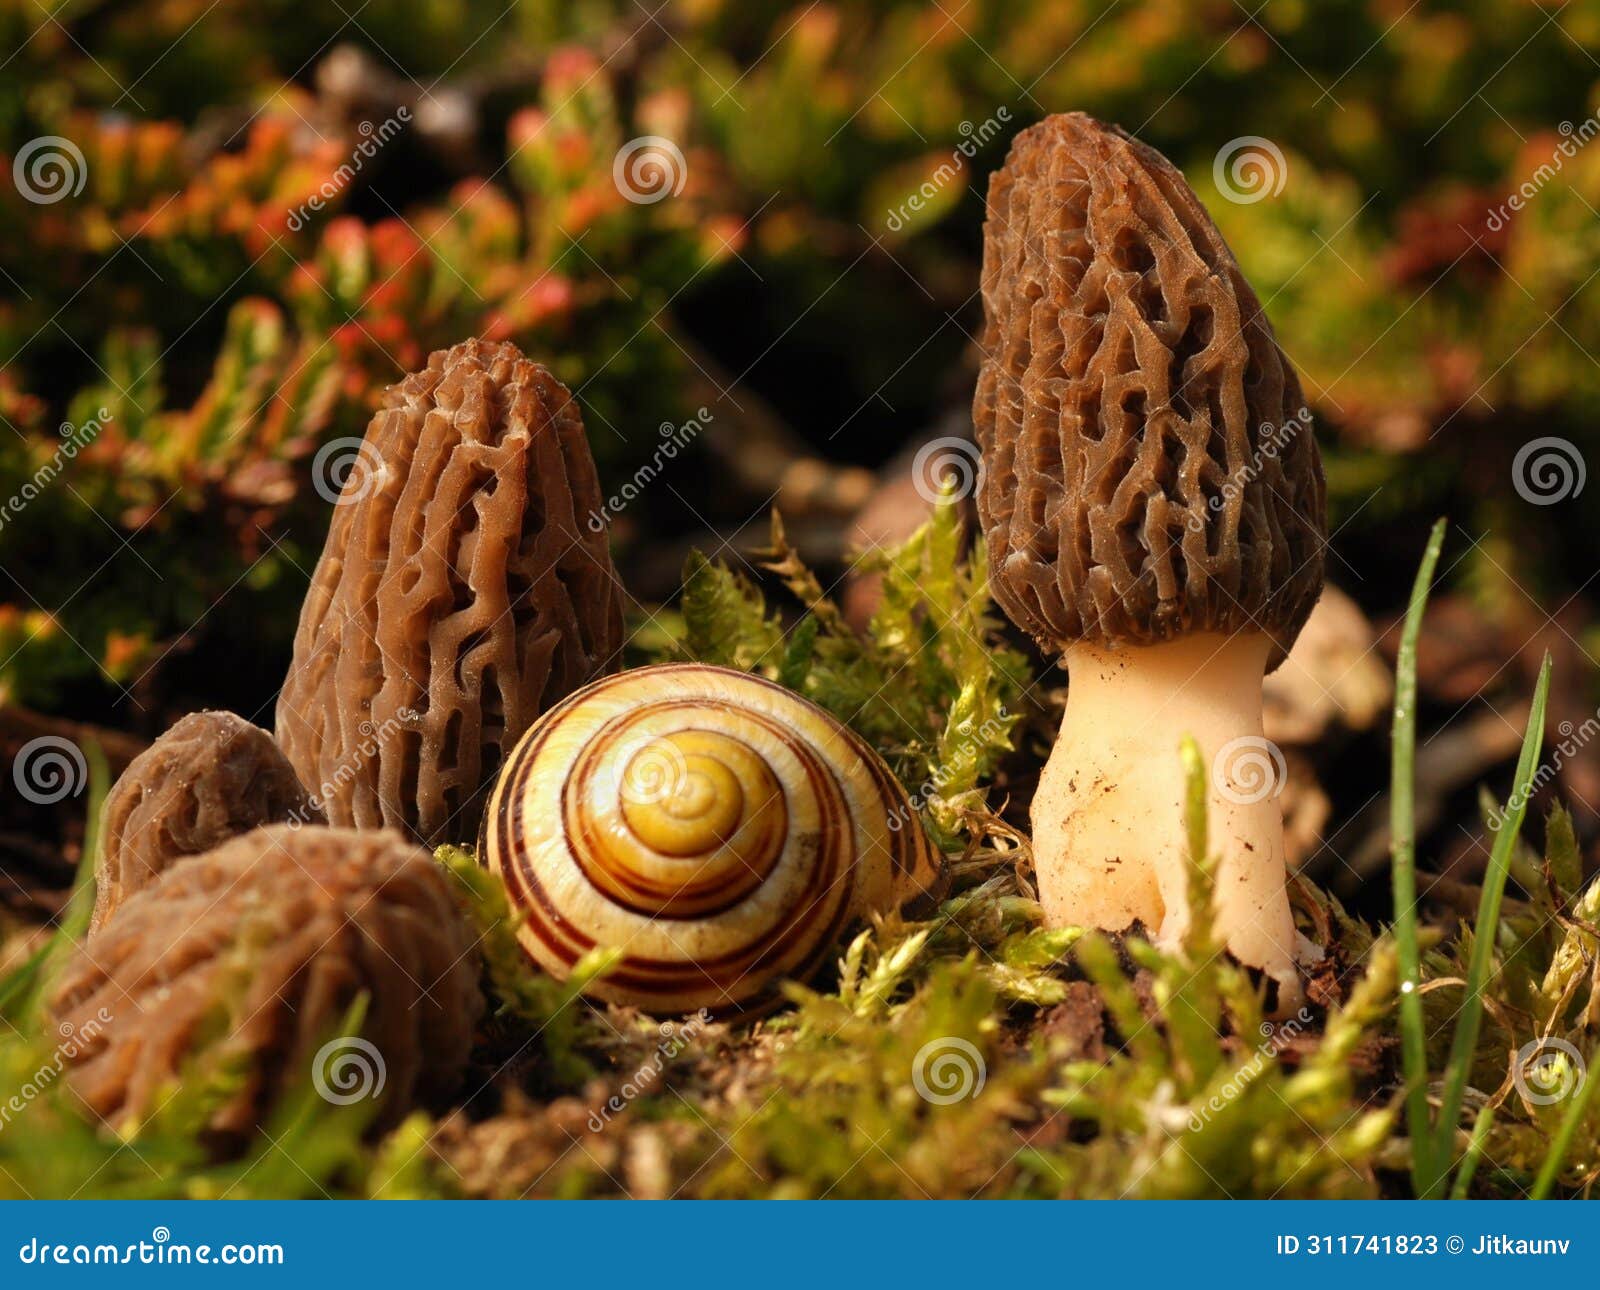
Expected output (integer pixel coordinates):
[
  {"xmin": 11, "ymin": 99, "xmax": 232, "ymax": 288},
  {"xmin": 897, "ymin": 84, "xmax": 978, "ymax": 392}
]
[
  {"xmin": 560, "ymin": 702, "xmax": 789, "ymax": 919},
  {"xmin": 476, "ymin": 662, "xmax": 944, "ymax": 1014},
  {"xmin": 491, "ymin": 719, "xmax": 850, "ymax": 1010},
  {"xmin": 523, "ymin": 695, "xmax": 851, "ymax": 1010}
]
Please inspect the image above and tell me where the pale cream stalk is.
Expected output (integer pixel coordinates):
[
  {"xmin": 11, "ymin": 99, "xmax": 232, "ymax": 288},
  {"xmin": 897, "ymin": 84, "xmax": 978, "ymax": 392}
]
[{"xmin": 1032, "ymin": 631, "xmax": 1305, "ymax": 1009}]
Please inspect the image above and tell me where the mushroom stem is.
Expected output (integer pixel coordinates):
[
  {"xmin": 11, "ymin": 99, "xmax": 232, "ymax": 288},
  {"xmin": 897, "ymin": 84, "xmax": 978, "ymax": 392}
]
[{"xmin": 1033, "ymin": 630, "xmax": 1304, "ymax": 1009}]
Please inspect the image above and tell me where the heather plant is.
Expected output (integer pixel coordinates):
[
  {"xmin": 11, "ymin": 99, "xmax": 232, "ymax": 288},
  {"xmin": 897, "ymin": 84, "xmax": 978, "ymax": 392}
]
[{"xmin": 4, "ymin": 0, "xmax": 1600, "ymax": 716}]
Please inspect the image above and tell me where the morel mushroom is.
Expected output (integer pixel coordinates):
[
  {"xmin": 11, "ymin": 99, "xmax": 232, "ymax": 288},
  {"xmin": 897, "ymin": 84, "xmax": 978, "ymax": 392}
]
[
  {"xmin": 278, "ymin": 338, "xmax": 625, "ymax": 847},
  {"xmin": 972, "ymin": 113, "xmax": 1326, "ymax": 1002},
  {"xmin": 51, "ymin": 825, "xmax": 483, "ymax": 1144},
  {"xmin": 91, "ymin": 710, "xmax": 321, "ymax": 935}
]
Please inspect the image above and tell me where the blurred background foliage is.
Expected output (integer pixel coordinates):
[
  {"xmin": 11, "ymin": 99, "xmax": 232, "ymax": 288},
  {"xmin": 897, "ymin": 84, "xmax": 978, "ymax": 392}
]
[{"xmin": 3, "ymin": 0, "xmax": 1600, "ymax": 888}]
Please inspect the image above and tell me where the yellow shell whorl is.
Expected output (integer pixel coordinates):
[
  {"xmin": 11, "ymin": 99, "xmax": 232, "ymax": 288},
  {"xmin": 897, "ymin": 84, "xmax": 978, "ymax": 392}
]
[
  {"xmin": 566, "ymin": 720, "xmax": 788, "ymax": 919},
  {"xmin": 479, "ymin": 663, "xmax": 945, "ymax": 1016}
]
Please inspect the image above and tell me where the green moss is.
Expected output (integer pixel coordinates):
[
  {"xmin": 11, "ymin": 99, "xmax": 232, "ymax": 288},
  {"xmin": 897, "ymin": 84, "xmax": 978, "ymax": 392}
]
[
  {"xmin": 4, "ymin": 521, "xmax": 1600, "ymax": 1200},
  {"xmin": 677, "ymin": 496, "xmax": 1029, "ymax": 847}
]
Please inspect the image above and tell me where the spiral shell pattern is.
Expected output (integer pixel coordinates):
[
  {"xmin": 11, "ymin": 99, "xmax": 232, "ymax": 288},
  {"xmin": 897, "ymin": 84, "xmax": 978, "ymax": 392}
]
[{"xmin": 479, "ymin": 663, "xmax": 944, "ymax": 1015}]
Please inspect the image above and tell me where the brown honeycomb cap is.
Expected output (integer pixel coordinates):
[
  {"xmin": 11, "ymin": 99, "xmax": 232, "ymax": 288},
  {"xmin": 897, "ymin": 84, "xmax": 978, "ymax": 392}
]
[
  {"xmin": 277, "ymin": 338, "xmax": 624, "ymax": 846},
  {"xmin": 972, "ymin": 113, "xmax": 1326, "ymax": 667},
  {"xmin": 91, "ymin": 710, "xmax": 321, "ymax": 935},
  {"xmin": 51, "ymin": 824, "xmax": 484, "ymax": 1145}
]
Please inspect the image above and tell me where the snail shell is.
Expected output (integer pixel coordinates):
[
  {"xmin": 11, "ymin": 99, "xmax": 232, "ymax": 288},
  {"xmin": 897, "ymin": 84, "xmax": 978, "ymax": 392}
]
[{"xmin": 479, "ymin": 663, "xmax": 945, "ymax": 1015}]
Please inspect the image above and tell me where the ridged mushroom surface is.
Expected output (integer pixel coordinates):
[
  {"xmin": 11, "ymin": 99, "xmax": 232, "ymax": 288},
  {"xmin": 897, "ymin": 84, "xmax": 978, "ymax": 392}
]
[
  {"xmin": 51, "ymin": 825, "xmax": 483, "ymax": 1143},
  {"xmin": 91, "ymin": 711, "xmax": 321, "ymax": 934},
  {"xmin": 278, "ymin": 338, "xmax": 624, "ymax": 846},
  {"xmin": 972, "ymin": 112, "xmax": 1325, "ymax": 666}
]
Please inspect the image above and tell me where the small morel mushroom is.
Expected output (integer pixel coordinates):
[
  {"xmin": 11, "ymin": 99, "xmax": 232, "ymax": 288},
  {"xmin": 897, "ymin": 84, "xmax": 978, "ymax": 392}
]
[
  {"xmin": 278, "ymin": 338, "xmax": 625, "ymax": 847},
  {"xmin": 972, "ymin": 113, "xmax": 1326, "ymax": 1003},
  {"xmin": 91, "ymin": 710, "xmax": 322, "ymax": 935},
  {"xmin": 51, "ymin": 825, "xmax": 483, "ymax": 1145}
]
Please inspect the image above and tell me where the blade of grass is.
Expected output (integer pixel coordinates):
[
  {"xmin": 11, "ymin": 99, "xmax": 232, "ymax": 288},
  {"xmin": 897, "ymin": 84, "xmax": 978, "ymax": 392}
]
[
  {"xmin": 59, "ymin": 739, "xmax": 109, "ymax": 943},
  {"xmin": 0, "ymin": 740, "xmax": 107, "ymax": 1022},
  {"xmin": 1449, "ymin": 1103, "xmax": 1494, "ymax": 1199},
  {"xmin": 1427, "ymin": 652, "xmax": 1552, "ymax": 1196},
  {"xmin": 1531, "ymin": 1044, "xmax": 1600, "ymax": 1199},
  {"xmin": 1392, "ymin": 517, "xmax": 1446, "ymax": 1197}
]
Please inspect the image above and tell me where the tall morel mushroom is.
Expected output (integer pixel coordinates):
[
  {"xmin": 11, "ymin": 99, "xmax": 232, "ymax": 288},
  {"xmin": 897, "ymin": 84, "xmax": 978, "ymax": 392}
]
[
  {"xmin": 51, "ymin": 825, "xmax": 483, "ymax": 1144},
  {"xmin": 278, "ymin": 339, "xmax": 625, "ymax": 847},
  {"xmin": 91, "ymin": 710, "xmax": 322, "ymax": 935},
  {"xmin": 972, "ymin": 113, "xmax": 1326, "ymax": 1002}
]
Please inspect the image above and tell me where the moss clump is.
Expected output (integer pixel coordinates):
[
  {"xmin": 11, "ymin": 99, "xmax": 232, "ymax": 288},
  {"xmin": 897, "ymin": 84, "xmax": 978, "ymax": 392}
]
[{"xmin": 680, "ymin": 496, "xmax": 1029, "ymax": 847}]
